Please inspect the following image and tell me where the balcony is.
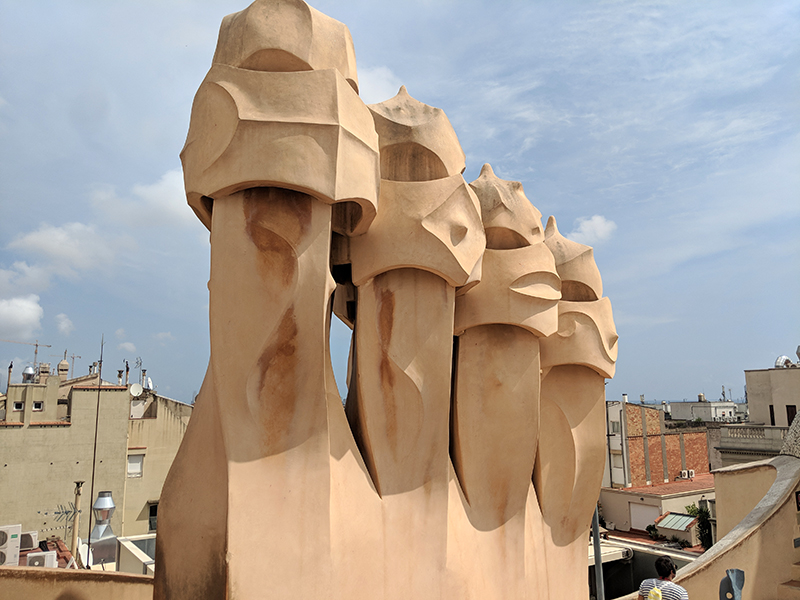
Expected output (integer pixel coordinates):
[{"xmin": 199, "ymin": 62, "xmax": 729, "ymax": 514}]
[{"xmin": 718, "ymin": 425, "xmax": 788, "ymax": 460}]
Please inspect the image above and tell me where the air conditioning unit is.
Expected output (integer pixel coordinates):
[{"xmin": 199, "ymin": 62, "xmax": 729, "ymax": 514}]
[
  {"xmin": 680, "ymin": 470, "xmax": 689, "ymax": 478},
  {"xmin": 0, "ymin": 524, "xmax": 22, "ymax": 567},
  {"xmin": 688, "ymin": 469, "xmax": 696, "ymax": 478},
  {"xmin": 20, "ymin": 531, "xmax": 38, "ymax": 551},
  {"xmin": 26, "ymin": 550, "xmax": 58, "ymax": 568}
]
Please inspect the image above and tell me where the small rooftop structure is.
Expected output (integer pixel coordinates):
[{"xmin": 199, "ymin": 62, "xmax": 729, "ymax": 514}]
[{"xmin": 654, "ymin": 511, "xmax": 697, "ymax": 532}]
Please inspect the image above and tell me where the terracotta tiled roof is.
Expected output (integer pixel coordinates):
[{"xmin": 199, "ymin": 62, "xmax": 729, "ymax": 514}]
[{"xmin": 624, "ymin": 473, "xmax": 715, "ymax": 496}]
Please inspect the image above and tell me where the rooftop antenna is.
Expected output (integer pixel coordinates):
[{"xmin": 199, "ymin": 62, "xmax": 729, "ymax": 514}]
[
  {"xmin": 134, "ymin": 357, "xmax": 143, "ymax": 386},
  {"xmin": 68, "ymin": 353, "xmax": 81, "ymax": 379},
  {"xmin": 86, "ymin": 335, "xmax": 105, "ymax": 568}
]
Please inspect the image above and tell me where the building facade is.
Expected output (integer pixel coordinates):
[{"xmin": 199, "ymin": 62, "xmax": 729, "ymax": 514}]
[
  {"xmin": 600, "ymin": 474, "xmax": 715, "ymax": 533},
  {"xmin": 715, "ymin": 425, "xmax": 789, "ymax": 467},
  {"xmin": 605, "ymin": 400, "xmax": 710, "ymax": 489},
  {"xmin": 746, "ymin": 363, "xmax": 800, "ymax": 427},
  {"xmin": 0, "ymin": 362, "xmax": 190, "ymax": 546},
  {"xmin": 710, "ymin": 356, "xmax": 800, "ymax": 467},
  {"xmin": 667, "ymin": 398, "xmax": 740, "ymax": 423}
]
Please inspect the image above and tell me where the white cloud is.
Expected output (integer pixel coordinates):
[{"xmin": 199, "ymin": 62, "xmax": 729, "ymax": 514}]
[
  {"xmin": 155, "ymin": 332, "xmax": 175, "ymax": 343},
  {"xmin": 358, "ymin": 66, "xmax": 404, "ymax": 105},
  {"xmin": 8, "ymin": 222, "xmax": 121, "ymax": 276},
  {"xmin": 115, "ymin": 328, "xmax": 126, "ymax": 339},
  {"xmin": 55, "ymin": 313, "xmax": 74, "ymax": 335},
  {"xmin": 91, "ymin": 169, "xmax": 195, "ymax": 228},
  {"xmin": 118, "ymin": 342, "xmax": 137, "ymax": 353},
  {"xmin": 567, "ymin": 215, "xmax": 617, "ymax": 245},
  {"xmin": 0, "ymin": 295, "xmax": 43, "ymax": 340},
  {"xmin": 0, "ymin": 261, "xmax": 51, "ymax": 296}
]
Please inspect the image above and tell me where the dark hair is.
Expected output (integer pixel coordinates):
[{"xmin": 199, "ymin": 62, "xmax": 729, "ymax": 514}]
[{"xmin": 655, "ymin": 556, "xmax": 677, "ymax": 578}]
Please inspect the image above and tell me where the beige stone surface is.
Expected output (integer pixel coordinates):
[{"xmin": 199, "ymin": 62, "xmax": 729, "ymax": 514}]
[
  {"xmin": 182, "ymin": 67, "xmax": 379, "ymax": 235},
  {"xmin": 213, "ymin": 0, "xmax": 360, "ymax": 91},
  {"xmin": 369, "ymin": 86, "xmax": 466, "ymax": 181},
  {"xmin": 540, "ymin": 298, "xmax": 618, "ymax": 379},
  {"xmin": 535, "ymin": 365, "xmax": 607, "ymax": 545},
  {"xmin": 157, "ymin": 2, "xmax": 617, "ymax": 598},
  {"xmin": 544, "ymin": 216, "xmax": 603, "ymax": 301},
  {"xmin": 469, "ymin": 163, "xmax": 544, "ymax": 249},
  {"xmin": 350, "ymin": 175, "xmax": 484, "ymax": 287},
  {"xmin": 532, "ymin": 218, "xmax": 617, "ymax": 590},
  {"xmin": 351, "ymin": 88, "xmax": 484, "ymax": 287},
  {"xmin": 454, "ymin": 244, "xmax": 560, "ymax": 337},
  {"xmin": 451, "ymin": 325, "xmax": 540, "ymax": 530},
  {"xmin": 713, "ymin": 459, "xmax": 777, "ymax": 539},
  {"xmin": 0, "ymin": 568, "xmax": 152, "ymax": 600}
]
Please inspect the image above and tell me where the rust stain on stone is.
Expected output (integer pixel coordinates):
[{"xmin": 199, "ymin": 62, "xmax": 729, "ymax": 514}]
[
  {"xmin": 257, "ymin": 308, "xmax": 299, "ymax": 447},
  {"xmin": 244, "ymin": 224, "xmax": 296, "ymax": 289},
  {"xmin": 376, "ymin": 281, "xmax": 398, "ymax": 450},
  {"xmin": 243, "ymin": 189, "xmax": 313, "ymax": 288},
  {"xmin": 244, "ymin": 188, "xmax": 312, "ymax": 242}
]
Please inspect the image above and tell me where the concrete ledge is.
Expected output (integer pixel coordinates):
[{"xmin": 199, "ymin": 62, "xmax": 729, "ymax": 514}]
[
  {"xmin": 0, "ymin": 566, "xmax": 153, "ymax": 600},
  {"xmin": 712, "ymin": 456, "xmax": 776, "ymax": 474}
]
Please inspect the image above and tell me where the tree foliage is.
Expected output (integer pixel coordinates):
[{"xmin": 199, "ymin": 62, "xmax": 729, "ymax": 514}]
[{"xmin": 685, "ymin": 503, "xmax": 713, "ymax": 550}]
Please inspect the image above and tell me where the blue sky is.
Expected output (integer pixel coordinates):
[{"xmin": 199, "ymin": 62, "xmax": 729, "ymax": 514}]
[{"xmin": 0, "ymin": 0, "xmax": 798, "ymax": 404}]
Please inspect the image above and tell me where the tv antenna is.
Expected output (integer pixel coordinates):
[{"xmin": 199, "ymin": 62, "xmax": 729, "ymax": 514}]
[{"xmin": 49, "ymin": 350, "xmax": 82, "ymax": 379}]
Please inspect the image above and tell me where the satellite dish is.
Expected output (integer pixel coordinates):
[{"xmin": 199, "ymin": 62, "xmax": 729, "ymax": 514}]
[
  {"xmin": 147, "ymin": 377, "xmax": 153, "ymax": 390},
  {"xmin": 130, "ymin": 383, "xmax": 143, "ymax": 397}
]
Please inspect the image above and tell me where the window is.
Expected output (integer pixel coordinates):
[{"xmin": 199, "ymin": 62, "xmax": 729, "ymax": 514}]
[
  {"xmin": 610, "ymin": 420, "xmax": 621, "ymax": 434},
  {"xmin": 769, "ymin": 405, "xmax": 775, "ymax": 426},
  {"xmin": 788, "ymin": 405, "xmax": 797, "ymax": 427},
  {"xmin": 12, "ymin": 402, "xmax": 23, "ymax": 412},
  {"xmin": 32, "ymin": 401, "xmax": 43, "ymax": 412},
  {"xmin": 127, "ymin": 454, "xmax": 144, "ymax": 478},
  {"xmin": 149, "ymin": 503, "xmax": 158, "ymax": 532},
  {"xmin": 611, "ymin": 454, "xmax": 623, "ymax": 469}
]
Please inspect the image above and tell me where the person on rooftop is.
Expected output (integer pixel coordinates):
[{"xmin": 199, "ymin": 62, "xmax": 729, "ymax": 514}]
[{"xmin": 638, "ymin": 555, "xmax": 689, "ymax": 599}]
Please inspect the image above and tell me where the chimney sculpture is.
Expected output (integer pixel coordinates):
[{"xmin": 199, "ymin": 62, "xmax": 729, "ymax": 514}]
[{"xmin": 156, "ymin": 1, "xmax": 616, "ymax": 598}]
